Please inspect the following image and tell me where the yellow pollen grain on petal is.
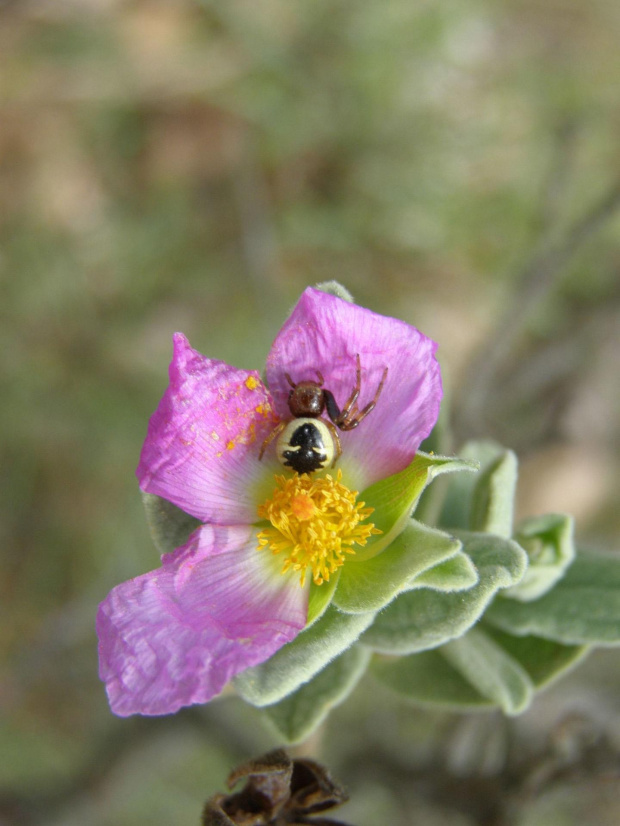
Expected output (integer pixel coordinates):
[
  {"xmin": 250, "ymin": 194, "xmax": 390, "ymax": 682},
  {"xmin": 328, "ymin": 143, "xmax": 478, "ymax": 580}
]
[
  {"xmin": 256, "ymin": 470, "xmax": 381, "ymax": 587},
  {"xmin": 226, "ymin": 440, "xmax": 236, "ymax": 451},
  {"xmin": 245, "ymin": 376, "xmax": 260, "ymax": 390}
]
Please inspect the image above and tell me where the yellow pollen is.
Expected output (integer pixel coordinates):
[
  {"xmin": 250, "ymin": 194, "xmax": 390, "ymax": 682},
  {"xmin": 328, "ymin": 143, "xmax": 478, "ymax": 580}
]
[
  {"xmin": 290, "ymin": 494, "xmax": 316, "ymax": 521},
  {"xmin": 256, "ymin": 471, "xmax": 381, "ymax": 587},
  {"xmin": 245, "ymin": 376, "xmax": 260, "ymax": 390}
]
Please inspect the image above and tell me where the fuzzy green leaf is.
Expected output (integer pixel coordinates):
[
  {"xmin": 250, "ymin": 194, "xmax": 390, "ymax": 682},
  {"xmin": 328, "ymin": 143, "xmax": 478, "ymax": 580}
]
[
  {"xmin": 361, "ymin": 532, "xmax": 527, "ymax": 654},
  {"xmin": 233, "ymin": 605, "xmax": 375, "ymax": 707},
  {"xmin": 141, "ymin": 492, "xmax": 201, "ymax": 554},
  {"xmin": 356, "ymin": 451, "xmax": 478, "ymax": 561},
  {"xmin": 372, "ymin": 649, "xmax": 493, "ymax": 710},
  {"xmin": 333, "ymin": 521, "xmax": 462, "ymax": 614},
  {"xmin": 483, "ymin": 626, "xmax": 589, "ymax": 688},
  {"xmin": 441, "ymin": 628, "xmax": 533, "ymax": 714},
  {"xmin": 260, "ymin": 646, "xmax": 371, "ymax": 743},
  {"xmin": 411, "ymin": 551, "xmax": 479, "ymax": 592},
  {"xmin": 487, "ymin": 551, "xmax": 620, "ymax": 645},
  {"xmin": 372, "ymin": 627, "xmax": 587, "ymax": 714},
  {"xmin": 504, "ymin": 513, "xmax": 575, "ymax": 602},
  {"xmin": 470, "ymin": 449, "xmax": 518, "ymax": 537},
  {"xmin": 439, "ymin": 440, "xmax": 514, "ymax": 532}
]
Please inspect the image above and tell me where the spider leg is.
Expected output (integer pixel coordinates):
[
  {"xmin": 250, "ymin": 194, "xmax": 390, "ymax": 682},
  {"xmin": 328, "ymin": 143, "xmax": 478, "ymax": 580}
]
[
  {"xmin": 259, "ymin": 420, "xmax": 286, "ymax": 460},
  {"xmin": 324, "ymin": 420, "xmax": 342, "ymax": 466},
  {"xmin": 338, "ymin": 366, "xmax": 388, "ymax": 431},
  {"xmin": 331, "ymin": 354, "xmax": 361, "ymax": 427}
]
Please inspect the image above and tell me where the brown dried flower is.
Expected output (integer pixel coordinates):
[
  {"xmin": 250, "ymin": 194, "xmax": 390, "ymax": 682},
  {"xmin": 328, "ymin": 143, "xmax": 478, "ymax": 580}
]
[{"xmin": 202, "ymin": 749, "xmax": 353, "ymax": 826}]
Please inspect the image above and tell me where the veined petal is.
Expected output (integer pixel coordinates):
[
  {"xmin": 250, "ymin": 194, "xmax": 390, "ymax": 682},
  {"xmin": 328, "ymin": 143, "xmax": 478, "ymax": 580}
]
[
  {"xmin": 137, "ymin": 333, "xmax": 280, "ymax": 524},
  {"xmin": 97, "ymin": 524, "xmax": 308, "ymax": 716},
  {"xmin": 265, "ymin": 288, "xmax": 442, "ymax": 490}
]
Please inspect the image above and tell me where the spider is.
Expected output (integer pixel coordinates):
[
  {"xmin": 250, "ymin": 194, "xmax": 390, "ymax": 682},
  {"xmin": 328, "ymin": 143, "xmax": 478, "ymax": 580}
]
[{"xmin": 259, "ymin": 354, "xmax": 388, "ymax": 474}]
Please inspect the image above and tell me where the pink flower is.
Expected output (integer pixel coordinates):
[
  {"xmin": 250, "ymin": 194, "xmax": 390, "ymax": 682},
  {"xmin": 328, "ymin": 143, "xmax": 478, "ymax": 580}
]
[{"xmin": 97, "ymin": 287, "xmax": 442, "ymax": 716}]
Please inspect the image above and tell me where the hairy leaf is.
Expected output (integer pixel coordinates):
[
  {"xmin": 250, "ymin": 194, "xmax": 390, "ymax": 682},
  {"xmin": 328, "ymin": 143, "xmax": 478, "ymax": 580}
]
[
  {"xmin": 409, "ymin": 551, "xmax": 479, "ymax": 593},
  {"xmin": 441, "ymin": 628, "xmax": 533, "ymax": 714},
  {"xmin": 334, "ymin": 521, "xmax": 462, "ymax": 614},
  {"xmin": 361, "ymin": 532, "xmax": 527, "ymax": 654},
  {"xmin": 470, "ymin": 449, "xmax": 518, "ymax": 538},
  {"xmin": 261, "ymin": 646, "xmax": 371, "ymax": 743},
  {"xmin": 141, "ymin": 492, "xmax": 201, "ymax": 554},
  {"xmin": 505, "ymin": 513, "xmax": 575, "ymax": 602},
  {"xmin": 487, "ymin": 552, "xmax": 620, "ymax": 645},
  {"xmin": 483, "ymin": 626, "xmax": 589, "ymax": 688},
  {"xmin": 440, "ymin": 440, "xmax": 514, "ymax": 533},
  {"xmin": 233, "ymin": 606, "xmax": 375, "ymax": 707},
  {"xmin": 372, "ymin": 649, "xmax": 492, "ymax": 709}
]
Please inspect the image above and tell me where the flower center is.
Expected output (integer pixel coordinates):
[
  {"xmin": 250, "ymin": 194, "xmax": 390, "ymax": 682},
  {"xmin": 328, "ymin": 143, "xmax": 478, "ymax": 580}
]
[{"xmin": 256, "ymin": 470, "xmax": 380, "ymax": 587}]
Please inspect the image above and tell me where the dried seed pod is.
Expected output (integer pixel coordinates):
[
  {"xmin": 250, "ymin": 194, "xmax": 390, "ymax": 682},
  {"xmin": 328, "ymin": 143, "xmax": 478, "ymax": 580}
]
[{"xmin": 202, "ymin": 749, "xmax": 352, "ymax": 826}]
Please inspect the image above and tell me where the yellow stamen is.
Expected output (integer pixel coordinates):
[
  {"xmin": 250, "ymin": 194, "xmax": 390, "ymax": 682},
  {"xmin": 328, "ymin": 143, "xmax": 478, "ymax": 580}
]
[
  {"xmin": 256, "ymin": 470, "xmax": 381, "ymax": 587},
  {"xmin": 290, "ymin": 493, "xmax": 316, "ymax": 521}
]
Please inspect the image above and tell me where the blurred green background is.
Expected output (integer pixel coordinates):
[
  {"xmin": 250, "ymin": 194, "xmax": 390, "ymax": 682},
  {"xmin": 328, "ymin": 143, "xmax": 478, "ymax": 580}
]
[{"xmin": 2, "ymin": 1, "xmax": 620, "ymax": 824}]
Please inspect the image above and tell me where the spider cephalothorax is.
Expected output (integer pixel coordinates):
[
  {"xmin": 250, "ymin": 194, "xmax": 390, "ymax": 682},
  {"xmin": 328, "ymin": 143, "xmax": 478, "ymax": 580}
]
[{"xmin": 259, "ymin": 355, "xmax": 388, "ymax": 474}]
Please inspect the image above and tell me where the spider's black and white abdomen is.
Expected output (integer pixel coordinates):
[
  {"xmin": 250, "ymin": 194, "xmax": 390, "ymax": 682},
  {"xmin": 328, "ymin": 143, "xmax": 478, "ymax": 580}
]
[{"xmin": 276, "ymin": 418, "xmax": 335, "ymax": 474}]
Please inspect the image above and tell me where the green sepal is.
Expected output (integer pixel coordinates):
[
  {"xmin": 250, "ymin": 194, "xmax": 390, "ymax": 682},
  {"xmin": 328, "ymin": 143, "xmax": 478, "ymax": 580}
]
[
  {"xmin": 487, "ymin": 551, "xmax": 620, "ymax": 646},
  {"xmin": 504, "ymin": 513, "xmax": 575, "ymax": 602},
  {"xmin": 314, "ymin": 280, "xmax": 354, "ymax": 302},
  {"xmin": 141, "ymin": 492, "xmax": 201, "ymax": 555},
  {"xmin": 260, "ymin": 646, "xmax": 371, "ymax": 744},
  {"xmin": 483, "ymin": 626, "xmax": 589, "ymax": 689},
  {"xmin": 306, "ymin": 570, "xmax": 340, "ymax": 627},
  {"xmin": 411, "ymin": 551, "xmax": 479, "ymax": 593},
  {"xmin": 371, "ymin": 649, "xmax": 493, "ymax": 710},
  {"xmin": 361, "ymin": 532, "xmax": 527, "ymax": 655},
  {"xmin": 333, "ymin": 521, "xmax": 462, "ymax": 614},
  {"xmin": 357, "ymin": 451, "xmax": 479, "ymax": 561},
  {"xmin": 441, "ymin": 628, "xmax": 533, "ymax": 715},
  {"xmin": 233, "ymin": 605, "xmax": 375, "ymax": 707},
  {"xmin": 439, "ymin": 440, "xmax": 516, "ymax": 535}
]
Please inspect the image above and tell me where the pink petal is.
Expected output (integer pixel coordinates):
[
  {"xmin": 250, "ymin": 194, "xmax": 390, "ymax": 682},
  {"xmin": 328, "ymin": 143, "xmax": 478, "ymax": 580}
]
[
  {"xmin": 137, "ymin": 333, "xmax": 280, "ymax": 524},
  {"xmin": 265, "ymin": 288, "xmax": 442, "ymax": 490},
  {"xmin": 97, "ymin": 524, "xmax": 308, "ymax": 716}
]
